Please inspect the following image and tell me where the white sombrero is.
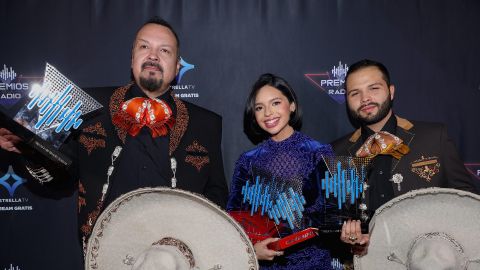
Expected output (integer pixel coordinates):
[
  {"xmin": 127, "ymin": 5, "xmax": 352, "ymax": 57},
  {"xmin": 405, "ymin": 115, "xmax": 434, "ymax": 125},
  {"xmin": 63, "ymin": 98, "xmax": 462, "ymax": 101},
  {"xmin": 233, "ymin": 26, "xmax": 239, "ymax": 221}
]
[
  {"xmin": 355, "ymin": 188, "xmax": 480, "ymax": 270},
  {"xmin": 85, "ymin": 187, "xmax": 258, "ymax": 270}
]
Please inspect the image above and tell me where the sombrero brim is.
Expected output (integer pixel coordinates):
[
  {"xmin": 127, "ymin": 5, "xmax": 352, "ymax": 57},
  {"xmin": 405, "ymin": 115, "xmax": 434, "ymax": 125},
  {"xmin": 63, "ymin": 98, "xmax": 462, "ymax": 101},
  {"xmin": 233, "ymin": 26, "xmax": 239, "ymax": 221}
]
[
  {"xmin": 85, "ymin": 187, "xmax": 258, "ymax": 270},
  {"xmin": 354, "ymin": 188, "xmax": 480, "ymax": 270}
]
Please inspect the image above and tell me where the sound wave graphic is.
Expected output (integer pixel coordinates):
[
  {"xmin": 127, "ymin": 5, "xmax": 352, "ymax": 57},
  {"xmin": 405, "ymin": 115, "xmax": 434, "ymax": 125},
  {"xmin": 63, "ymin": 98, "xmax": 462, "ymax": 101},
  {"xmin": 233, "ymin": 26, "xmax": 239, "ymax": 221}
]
[
  {"xmin": 4, "ymin": 264, "xmax": 21, "ymax": 270},
  {"xmin": 321, "ymin": 161, "xmax": 366, "ymax": 209},
  {"xmin": 0, "ymin": 65, "xmax": 17, "ymax": 83},
  {"xmin": 241, "ymin": 176, "xmax": 306, "ymax": 230},
  {"xmin": 331, "ymin": 61, "xmax": 348, "ymax": 79}
]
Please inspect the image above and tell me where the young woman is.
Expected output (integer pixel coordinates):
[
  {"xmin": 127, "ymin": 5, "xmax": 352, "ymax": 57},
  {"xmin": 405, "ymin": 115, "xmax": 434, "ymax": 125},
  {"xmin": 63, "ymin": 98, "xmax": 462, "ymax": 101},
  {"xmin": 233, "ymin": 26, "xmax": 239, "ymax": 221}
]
[{"xmin": 227, "ymin": 73, "xmax": 335, "ymax": 269}]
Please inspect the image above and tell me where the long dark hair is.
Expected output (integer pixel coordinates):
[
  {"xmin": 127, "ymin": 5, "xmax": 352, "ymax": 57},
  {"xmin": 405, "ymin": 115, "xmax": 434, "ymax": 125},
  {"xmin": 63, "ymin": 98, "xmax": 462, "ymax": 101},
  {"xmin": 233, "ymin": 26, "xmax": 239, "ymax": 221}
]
[{"xmin": 243, "ymin": 73, "xmax": 302, "ymax": 145}]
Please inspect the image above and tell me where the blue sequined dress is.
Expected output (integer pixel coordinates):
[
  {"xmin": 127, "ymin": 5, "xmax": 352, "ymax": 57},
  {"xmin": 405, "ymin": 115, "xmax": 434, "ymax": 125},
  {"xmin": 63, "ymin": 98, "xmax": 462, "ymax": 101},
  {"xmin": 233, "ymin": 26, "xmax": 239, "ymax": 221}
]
[{"xmin": 227, "ymin": 131, "xmax": 334, "ymax": 270}]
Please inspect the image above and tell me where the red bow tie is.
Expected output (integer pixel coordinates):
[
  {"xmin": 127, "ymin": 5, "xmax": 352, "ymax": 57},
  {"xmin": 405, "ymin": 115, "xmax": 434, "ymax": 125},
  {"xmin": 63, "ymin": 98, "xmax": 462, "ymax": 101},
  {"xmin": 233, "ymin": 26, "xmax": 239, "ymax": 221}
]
[{"xmin": 112, "ymin": 97, "xmax": 175, "ymax": 138}]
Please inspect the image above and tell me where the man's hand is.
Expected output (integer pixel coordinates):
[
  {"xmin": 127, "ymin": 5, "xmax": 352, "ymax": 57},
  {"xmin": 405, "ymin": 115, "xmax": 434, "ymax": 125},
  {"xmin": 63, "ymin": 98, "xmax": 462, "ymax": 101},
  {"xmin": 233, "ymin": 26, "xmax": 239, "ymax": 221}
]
[
  {"xmin": 0, "ymin": 128, "xmax": 22, "ymax": 153},
  {"xmin": 340, "ymin": 220, "xmax": 370, "ymax": 256},
  {"xmin": 253, "ymin": 238, "xmax": 284, "ymax": 261}
]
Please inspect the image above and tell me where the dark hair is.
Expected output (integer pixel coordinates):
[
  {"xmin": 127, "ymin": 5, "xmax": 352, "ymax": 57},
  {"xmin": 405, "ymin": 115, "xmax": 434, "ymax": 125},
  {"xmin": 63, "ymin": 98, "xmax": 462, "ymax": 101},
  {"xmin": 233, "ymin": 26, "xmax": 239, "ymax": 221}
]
[
  {"xmin": 243, "ymin": 73, "xmax": 302, "ymax": 144},
  {"xmin": 345, "ymin": 59, "xmax": 391, "ymax": 87},
  {"xmin": 136, "ymin": 16, "xmax": 180, "ymax": 57}
]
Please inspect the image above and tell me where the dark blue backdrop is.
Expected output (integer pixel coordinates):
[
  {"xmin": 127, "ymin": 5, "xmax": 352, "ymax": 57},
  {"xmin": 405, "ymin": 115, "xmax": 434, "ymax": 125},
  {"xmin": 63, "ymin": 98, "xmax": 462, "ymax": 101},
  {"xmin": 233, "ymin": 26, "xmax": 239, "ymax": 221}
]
[{"xmin": 1, "ymin": 1, "xmax": 479, "ymax": 269}]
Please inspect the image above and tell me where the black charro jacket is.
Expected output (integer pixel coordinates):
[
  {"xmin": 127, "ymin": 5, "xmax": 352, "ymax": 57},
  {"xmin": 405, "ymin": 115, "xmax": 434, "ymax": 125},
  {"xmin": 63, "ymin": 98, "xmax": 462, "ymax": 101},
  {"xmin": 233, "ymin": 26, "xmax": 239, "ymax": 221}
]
[
  {"xmin": 61, "ymin": 83, "xmax": 228, "ymax": 249},
  {"xmin": 331, "ymin": 115, "xmax": 477, "ymax": 204}
]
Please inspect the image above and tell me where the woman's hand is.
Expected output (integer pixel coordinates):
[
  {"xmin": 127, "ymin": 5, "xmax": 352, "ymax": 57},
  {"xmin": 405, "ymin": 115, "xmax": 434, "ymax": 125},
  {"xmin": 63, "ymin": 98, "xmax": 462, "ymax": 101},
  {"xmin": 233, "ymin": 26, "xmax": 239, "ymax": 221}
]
[{"xmin": 254, "ymin": 238, "xmax": 284, "ymax": 261}]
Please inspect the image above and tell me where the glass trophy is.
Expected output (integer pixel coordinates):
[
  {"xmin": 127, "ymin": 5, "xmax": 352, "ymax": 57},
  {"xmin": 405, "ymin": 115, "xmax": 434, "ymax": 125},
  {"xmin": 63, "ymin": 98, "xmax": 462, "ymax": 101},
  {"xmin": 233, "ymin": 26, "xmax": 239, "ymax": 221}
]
[
  {"xmin": 229, "ymin": 155, "xmax": 371, "ymax": 251},
  {"xmin": 313, "ymin": 155, "xmax": 372, "ymax": 233},
  {"xmin": 0, "ymin": 63, "xmax": 102, "ymax": 169}
]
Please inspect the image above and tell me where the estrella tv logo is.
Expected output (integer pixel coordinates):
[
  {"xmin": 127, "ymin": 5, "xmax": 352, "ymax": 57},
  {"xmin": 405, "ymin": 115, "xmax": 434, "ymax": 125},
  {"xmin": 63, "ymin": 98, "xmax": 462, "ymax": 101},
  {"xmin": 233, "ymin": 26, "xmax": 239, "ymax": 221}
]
[
  {"xmin": 172, "ymin": 57, "xmax": 198, "ymax": 98},
  {"xmin": 465, "ymin": 163, "xmax": 480, "ymax": 181},
  {"xmin": 0, "ymin": 166, "xmax": 33, "ymax": 211},
  {"xmin": 305, "ymin": 61, "xmax": 349, "ymax": 104},
  {"xmin": 176, "ymin": 57, "xmax": 195, "ymax": 84},
  {"xmin": 0, "ymin": 166, "xmax": 26, "ymax": 197},
  {"xmin": 0, "ymin": 64, "xmax": 30, "ymax": 108}
]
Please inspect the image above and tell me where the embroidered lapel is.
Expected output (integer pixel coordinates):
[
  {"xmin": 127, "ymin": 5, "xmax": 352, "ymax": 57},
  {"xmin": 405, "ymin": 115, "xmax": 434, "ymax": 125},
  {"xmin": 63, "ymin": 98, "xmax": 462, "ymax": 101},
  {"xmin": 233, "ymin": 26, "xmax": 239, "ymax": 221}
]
[
  {"xmin": 347, "ymin": 128, "xmax": 363, "ymax": 156},
  {"xmin": 109, "ymin": 83, "xmax": 132, "ymax": 144},
  {"xmin": 169, "ymin": 95, "xmax": 189, "ymax": 156},
  {"xmin": 391, "ymin": 116, "xmax": 415, "ymax": 172},
  {"xmin": 348, "ymin": 139, "xmax": 363, "ymax": 157}
]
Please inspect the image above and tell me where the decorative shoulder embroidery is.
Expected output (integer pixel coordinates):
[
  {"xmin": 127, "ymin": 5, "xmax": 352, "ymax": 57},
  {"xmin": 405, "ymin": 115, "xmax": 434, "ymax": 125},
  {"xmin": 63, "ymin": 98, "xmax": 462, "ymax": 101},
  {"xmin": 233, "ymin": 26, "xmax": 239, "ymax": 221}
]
[
  {"xmin": 79, "ymin": 181, "xmax": 86, "ymax": 194},
  {"xmin": 82, "ymin": 122, "xmax": 107, "ymax": 136},
  {"xmin": 78, "ymin": 196, "xmax": 86, "ymax": 214},
  {"xmin": 185, "ymin": 156, "xmax": 210, "ymax": 172},
  {"xmin": 79, "ymin": 122, "xmax": 107, "ymax": 155},
  {"xmin": 80, "ymin": 198, "xmax": 104, "ymax": 241},
  {"xmin": 169, "ymin": 94, "xmax": 189, "ymax": 155},
  {"xmin": 185, "ymin": 140, "xmax": 210, "ymax": 172},
  {"xmin": 79, "ymin": 134, "xmax": 106, "ymax": 155},
  {"xmin": 186, "ymin": 140, "xmax": 208, "ymax": 153},
  {"xmin": 81, "ymin": 197, "xmax": 106, "ymax": 257},
  {"xmin": 411, "ymin": 155, "xmax": 440, "ymax": 181},
  {"xmin": 109, "ymin": 83, "xmax": 132, "ymax": 144},
  {"xmin": 78, "ymin": 181, "xmax": 86, "ymax": 213}
]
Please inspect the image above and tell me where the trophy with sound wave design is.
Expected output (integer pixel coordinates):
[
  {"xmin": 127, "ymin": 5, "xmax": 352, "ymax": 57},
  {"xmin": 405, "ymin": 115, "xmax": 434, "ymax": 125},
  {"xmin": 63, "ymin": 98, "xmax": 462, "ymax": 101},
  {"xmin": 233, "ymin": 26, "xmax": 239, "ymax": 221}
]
[
  {"xmin": 0, "ymin": 63, "xmax": 102, "ymax": 170},
  {"xmin": 317, "ymin": 155, "xmax": 371, "ymax": 233},
  {"xmin": 229, "ymin": 155, "xmax": 371, "ymax": 250}
]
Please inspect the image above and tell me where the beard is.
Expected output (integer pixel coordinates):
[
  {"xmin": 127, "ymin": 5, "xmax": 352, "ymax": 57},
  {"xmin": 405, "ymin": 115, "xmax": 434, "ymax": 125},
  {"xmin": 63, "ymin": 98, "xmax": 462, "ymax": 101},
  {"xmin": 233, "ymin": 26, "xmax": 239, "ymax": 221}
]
[
  {"xmin": 349, "ymin": 97, "xmax": 393, "ymax": 126},
  {"xmin": 138, "ymin": 61, "xmax": 164, "ymax": 92},
  {"xmin": 139, "ymin": 75, "xmax": 164, "ymax": 92}
]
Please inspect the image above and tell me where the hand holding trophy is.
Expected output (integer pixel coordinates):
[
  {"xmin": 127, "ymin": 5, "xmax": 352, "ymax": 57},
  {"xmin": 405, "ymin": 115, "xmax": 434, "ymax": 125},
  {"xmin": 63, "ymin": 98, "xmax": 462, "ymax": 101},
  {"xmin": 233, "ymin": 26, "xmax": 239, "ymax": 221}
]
[{"xmin": 0, "ymin": 63, "xmax": 102, "ymax": 182}]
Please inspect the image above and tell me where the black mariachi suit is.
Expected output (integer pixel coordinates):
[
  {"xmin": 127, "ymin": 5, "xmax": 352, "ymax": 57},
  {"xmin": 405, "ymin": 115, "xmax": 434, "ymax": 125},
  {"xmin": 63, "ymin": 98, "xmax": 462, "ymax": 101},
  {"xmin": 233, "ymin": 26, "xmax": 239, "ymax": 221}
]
[
  {"xmin": 73, "ymin": 83, "xmax": 228, "ymax": 247},
  {"xmin": 329, "ymin": 116, "xmax": 477, "ymax": 268},
  {"xmin": 331, "ymin": 115, "xmax": 477, "ymax": 211}
]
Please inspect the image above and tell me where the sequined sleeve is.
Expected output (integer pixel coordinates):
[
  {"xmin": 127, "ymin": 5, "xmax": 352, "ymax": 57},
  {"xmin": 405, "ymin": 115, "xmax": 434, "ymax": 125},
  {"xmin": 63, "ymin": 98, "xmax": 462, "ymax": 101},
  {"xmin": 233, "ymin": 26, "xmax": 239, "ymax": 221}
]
[{"xmin": 226, "ymin": 152, "xmax": 253, "ymax": 211}]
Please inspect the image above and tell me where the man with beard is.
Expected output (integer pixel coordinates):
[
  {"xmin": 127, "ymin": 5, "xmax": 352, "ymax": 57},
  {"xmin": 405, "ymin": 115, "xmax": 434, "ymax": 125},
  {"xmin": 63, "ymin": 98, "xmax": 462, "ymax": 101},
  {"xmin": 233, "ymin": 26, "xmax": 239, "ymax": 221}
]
[
  {"xmin": 330, "ymin": 59, "xmax": 477, "ymax": 257},
  {"xmin": 0, "ymin": 17, "xmax": 228, "ymax": 251}
]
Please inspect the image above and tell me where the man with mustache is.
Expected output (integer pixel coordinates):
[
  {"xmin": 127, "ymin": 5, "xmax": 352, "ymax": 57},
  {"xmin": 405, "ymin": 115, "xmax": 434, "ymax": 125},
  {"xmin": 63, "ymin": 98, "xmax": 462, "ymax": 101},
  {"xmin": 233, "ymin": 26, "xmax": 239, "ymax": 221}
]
[
  {"xmin": 330, "ymin": 59, "xmax": 477, "ymax": 258},
  {"xmin": 0, "ymin": 17, "xmax": 228, "ymax": 251}
]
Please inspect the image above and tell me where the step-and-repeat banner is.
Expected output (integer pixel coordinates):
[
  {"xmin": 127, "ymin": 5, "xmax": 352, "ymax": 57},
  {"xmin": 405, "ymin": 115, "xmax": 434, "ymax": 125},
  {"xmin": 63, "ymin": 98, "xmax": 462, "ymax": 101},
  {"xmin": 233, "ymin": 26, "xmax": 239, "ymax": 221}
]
[{"xmin": 1, "ymin": 1, "xmax": 479, "ymax": 269}]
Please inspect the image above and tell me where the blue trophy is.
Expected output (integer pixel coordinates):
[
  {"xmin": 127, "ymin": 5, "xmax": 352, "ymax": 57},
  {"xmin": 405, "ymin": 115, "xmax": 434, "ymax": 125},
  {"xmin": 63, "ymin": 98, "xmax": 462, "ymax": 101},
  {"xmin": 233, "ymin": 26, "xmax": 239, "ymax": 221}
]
[{"xmin": 0, "ymin": 63, "xmax": 102, "ymax": 170}]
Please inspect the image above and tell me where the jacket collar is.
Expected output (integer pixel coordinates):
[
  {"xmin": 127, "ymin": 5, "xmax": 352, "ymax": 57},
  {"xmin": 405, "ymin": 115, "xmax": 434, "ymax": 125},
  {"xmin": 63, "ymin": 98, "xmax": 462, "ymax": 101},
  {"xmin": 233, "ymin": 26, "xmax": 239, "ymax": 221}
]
[
  {"xmin": 348, "ymin": 115, "xmax": 414, "ymax": 143},
  {"xmin": 347, "ymin": 115, "xmax": 415, "ymax": 171}
]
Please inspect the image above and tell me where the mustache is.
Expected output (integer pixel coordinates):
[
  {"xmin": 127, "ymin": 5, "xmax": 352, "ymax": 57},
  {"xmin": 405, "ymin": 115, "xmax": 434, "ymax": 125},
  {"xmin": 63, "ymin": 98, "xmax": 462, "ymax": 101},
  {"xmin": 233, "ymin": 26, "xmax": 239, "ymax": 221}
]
[
  {"xmin": 358, "ymin": 102, "xmax": 379, "ymax": 112},
  {"xmin": 141, "ymin": 61, "xmax": 163, "ymax": 72}
]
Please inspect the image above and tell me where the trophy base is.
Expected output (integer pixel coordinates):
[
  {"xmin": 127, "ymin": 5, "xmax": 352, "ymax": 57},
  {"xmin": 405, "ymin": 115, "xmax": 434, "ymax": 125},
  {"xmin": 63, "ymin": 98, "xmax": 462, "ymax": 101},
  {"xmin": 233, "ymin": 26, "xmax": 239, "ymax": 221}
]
[
  {"xmin": 0, "ymin": 108, "xmax": 72, "ymax": 169},
  {"xmin": 317, "ymin": 217, "xmax": 369, "ymax": 234},
  {"xmin": 267, "ymin": 228, "xmax": 319, "ymax": 251}
]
